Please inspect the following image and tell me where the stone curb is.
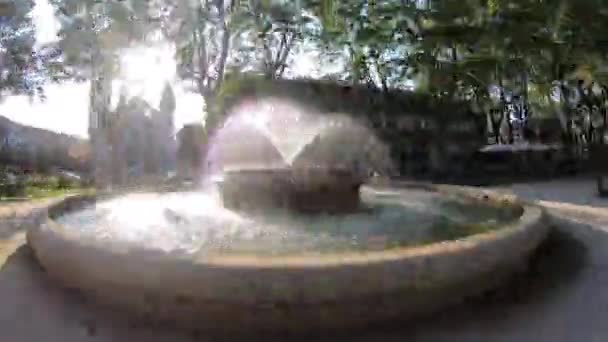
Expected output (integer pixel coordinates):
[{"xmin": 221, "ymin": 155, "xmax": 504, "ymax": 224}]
[{"xmin": 26, "ymin": 185, "xmax": 549, "ymax": 334}]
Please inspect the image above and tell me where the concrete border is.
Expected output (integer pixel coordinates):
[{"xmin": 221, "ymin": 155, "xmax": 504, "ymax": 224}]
[{"xmin": 26, "ymin": 184, "xmax": 549, "ymax": 334}]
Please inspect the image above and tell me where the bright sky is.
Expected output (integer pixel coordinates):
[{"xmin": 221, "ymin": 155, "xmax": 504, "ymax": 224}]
[
  {"xmin": 0, "ymin": 0, "xmax": 324, "ymax": 139},
  {"xmin": 0, "ymin": 0, "xmax": 206, "ymax": 138}
]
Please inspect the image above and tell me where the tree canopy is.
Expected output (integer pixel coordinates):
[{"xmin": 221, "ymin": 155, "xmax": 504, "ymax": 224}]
[
  {"xmin": 4, "ymin": 0, "xmax": 608, "ymax": 148},
  {"xmin": 307, "ymin": 0, "xmax": 608, "ymax": 146},
  {"xmin": 0, "ymin": 0, "xmax": 44, "ymax": 99}
]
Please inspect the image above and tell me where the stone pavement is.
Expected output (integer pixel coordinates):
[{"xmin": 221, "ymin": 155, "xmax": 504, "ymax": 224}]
[{"xmin": 0, "ymin": 181, "xmax": 607, "ymax": 341}]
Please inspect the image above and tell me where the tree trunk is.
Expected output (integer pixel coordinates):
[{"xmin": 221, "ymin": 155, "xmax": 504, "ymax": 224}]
[
  {"xmin": 89, "ymin": 46, "xmax": 115, "ymax": 189},
  {"xmin": 506, "ymin": 114, "xmax": 514, "ymax": 144},
  {"xmin": 273, "ymin": 29, "xmax": 296, "ymax": 78},
  {"xmin": 497, "ymin": 76, "xmax": 510, "ymax": 143},
  {"xmin": 215, "ymin": 0, "xmax": 230, "ymax": 91},
  {"xmin": 429, "ymin": 122, "xmax": 448, "ymax": 179},
  {"xmin": 195, "ymin": 0, "xmax": 231, "ymax": 146},
  {"xmin": 521, "ymin": 71, "xmax": 529, "ymax": 141},
  {"xmin": 602, "ymin": 86, "xmax": 608, "ymax": 145},
  {"xmin": 558, "ymin": 82, "xmax": 574, "ymax": 144},
  {"xmin": 488, "ymin": 110, "xmax": 502, "ymax": 144}
]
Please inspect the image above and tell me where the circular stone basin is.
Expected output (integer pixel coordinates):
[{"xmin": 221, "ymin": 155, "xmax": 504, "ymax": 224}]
[
  {"xmin": 27, "ymin": 183, "xmax": 548, "ymax": 334},
  {"xmin": 215, "ymin": 166, "xmax": 364, "ymax": 213}
]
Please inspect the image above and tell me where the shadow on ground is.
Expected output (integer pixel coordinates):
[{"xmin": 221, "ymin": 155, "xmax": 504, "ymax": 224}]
[
  {"xmin": 307, "ymin": 226, "xmax": 589, "ymax": 342},
  {"xmin": 507, "ymin": 178, "xmax": 608, "ymax": 208},
  {"xmin": 0, "ymin": 245, "xmax": 191, "ymax": 342}
]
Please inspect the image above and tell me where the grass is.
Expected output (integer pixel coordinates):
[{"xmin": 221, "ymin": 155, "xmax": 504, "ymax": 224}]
[{"xmin": 0, "ymin": 186, "xmax": 94, "ymax": 203}]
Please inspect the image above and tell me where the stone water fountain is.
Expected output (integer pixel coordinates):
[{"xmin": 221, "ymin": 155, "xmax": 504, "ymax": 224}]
[{"xmin": 26, "ymin": 99, "xmax": 549, "ymax": 335}]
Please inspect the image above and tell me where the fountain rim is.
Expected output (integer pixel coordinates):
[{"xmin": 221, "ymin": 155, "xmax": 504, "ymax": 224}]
[{"xmin": 30, "ymin": 182, "xmax": 543, "ymax": 269}]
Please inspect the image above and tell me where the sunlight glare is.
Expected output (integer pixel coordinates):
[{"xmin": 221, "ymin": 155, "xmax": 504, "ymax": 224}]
[{"xmin": 115, "ymin": 42, "xmax": 177, "ymax": 110}]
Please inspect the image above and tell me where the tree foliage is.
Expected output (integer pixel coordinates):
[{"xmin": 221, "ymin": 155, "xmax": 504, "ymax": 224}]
[
  {"xmin": 305, "ymin": 0, "xmax": 608, "ymax": 147},
  {"xmin": 0, "ymin": 0, "xmax": 45, "ymax": 99},
  {"xmin": 35, "ymin": 0, "xmax": 608, "ymax": 150}
]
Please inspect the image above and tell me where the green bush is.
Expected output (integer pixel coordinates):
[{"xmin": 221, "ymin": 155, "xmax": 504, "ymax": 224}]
[
  {"xmin": 0, "ymin": 183, "xmax": 26, "ymax": 198},
  {"xmin": 25, "ymin": 175, "xmax": 59, "ymax": 189},
  {"xmin": 56, "ymin": 176, "xmax": 73, "ymax": 189}
]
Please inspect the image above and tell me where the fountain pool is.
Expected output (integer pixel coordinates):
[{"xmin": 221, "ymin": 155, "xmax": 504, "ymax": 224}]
[
  {"xmin": 53, "ymin": 186, "xmax": 522, "ymax": 256},
  {"xmin": 27, "ymin": 181, "xmax": 546, "ymax": 334}
]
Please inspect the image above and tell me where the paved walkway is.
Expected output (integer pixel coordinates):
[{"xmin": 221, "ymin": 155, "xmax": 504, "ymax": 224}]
[
  {"xmin": 502, "ymin": 178, "xmax": 608, "ymax": 208},
  {"xmin": 0, "ymin": 181, "xmax": 607, "ymax": 341}
]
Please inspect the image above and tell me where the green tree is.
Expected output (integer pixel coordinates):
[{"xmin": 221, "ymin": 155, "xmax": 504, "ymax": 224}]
[
  {"xmin": 0, "ymin": 0, "xmax": 45, "ymax": 99},
  {"xmin": 310, "ymin": 0, "xmax": 608, "ymax": 146},
  {"xmin": 230, "ymin": 0, "xmax": 317, "ymax": 79},
  {"xmin": 49, "ymin": 0, "xmax": 171, "ymax": 133}
]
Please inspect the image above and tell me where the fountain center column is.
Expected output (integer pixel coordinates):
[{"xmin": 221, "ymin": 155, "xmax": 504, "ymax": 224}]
[{"xmin": 215, "ymin": 166, "xmax": 364, "ymax": 214}]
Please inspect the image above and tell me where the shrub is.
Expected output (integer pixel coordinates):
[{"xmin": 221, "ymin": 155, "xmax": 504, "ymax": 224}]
[
  {"xmin": 56, "ymin": 176, "xmax": 73, "ymax": 189},
  {"xmin": 25, "ymin": 174, "xmax": 58, "ymax": 188},
  {"xmin": 0, "ymin": 183, "xmax": 26, "ymax": 198}
]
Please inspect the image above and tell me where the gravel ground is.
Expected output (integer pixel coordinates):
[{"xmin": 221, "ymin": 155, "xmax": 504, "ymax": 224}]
[{"xmin": 0, "ymin": 181, "xmax": 607, "ymax": 342}]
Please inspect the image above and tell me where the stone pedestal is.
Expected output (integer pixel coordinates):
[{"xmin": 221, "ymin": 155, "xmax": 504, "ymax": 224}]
[{"xmin": 216, "ymin": 167, "xmax": 364, "ymax": 214}]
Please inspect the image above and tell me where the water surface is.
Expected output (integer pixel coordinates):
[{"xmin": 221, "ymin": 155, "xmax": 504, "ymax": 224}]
[{"xmin": 55, "ymin": 187, "xmax": 521, "ymax": 256}]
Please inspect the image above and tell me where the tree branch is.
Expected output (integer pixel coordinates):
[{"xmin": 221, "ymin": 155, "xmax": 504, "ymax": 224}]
[{"xmin": 214, "ymin": 0, "xmax": 230, "ymax": 93}]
